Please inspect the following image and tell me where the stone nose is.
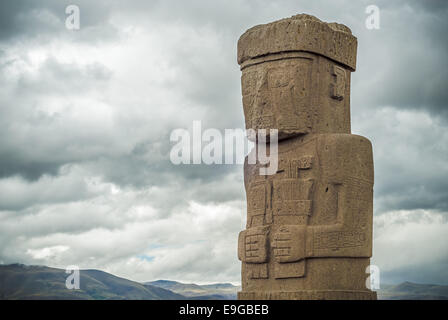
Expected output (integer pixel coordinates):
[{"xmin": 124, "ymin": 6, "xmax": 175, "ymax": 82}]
[
  {"xmin": 252, "ymin": 73, "xmax": 269, "ymax": 112},
  {"xmin": 253, "ymin": 91, "xmax": 267, "ymax": 111}
]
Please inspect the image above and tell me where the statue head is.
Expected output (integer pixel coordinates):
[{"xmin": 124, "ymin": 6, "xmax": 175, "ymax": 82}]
[{"xmin": 238, "ymin": 14, "xmax": 357, "ymax": 140}]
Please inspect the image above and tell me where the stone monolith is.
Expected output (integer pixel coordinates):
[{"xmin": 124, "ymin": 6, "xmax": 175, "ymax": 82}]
[{"xmin": 237, "ymin": 14, "xmax": 376, "ymax": 300}]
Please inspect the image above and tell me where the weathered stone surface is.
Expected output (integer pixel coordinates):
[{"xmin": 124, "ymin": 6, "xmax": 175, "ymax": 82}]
[
  {"xmin": 238, "ymin": 14, "xmax": 357, "ymax": 70},
  {"xmin": 241, "ymin": 51, "xmax": 351, "ymax": 140},
  {"xmin": 237, "ymin": 14, "xmax": 376, "ymax": 300}
]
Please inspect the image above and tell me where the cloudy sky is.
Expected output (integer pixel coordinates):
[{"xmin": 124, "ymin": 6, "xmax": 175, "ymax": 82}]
[{"xmin": 0, "ymin": 0, "xmax": 447, "ymax": 286}]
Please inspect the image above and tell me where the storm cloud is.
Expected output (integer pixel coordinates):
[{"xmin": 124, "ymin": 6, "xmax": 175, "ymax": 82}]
[{"xmin": 0, "ymin": 0, "xmax": 447, "ymax": 285}]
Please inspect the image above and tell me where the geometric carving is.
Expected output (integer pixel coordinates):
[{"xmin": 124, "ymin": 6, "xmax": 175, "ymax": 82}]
[
  {"xmin": 273, "ymin": 179, "xmax": 314, "ymax": 202},
  {"xmin": 274, "ymin": 261, "xmax": 305, "ymax": 279},
  {"xmin": 242, "ymin": 56, "xmax": 314, "ymax": 138},
  {"xmin": 246, "ymin": 183, "xmax": 266, "ymax": 227},
  {"xmin": 272, "ymin": 200, "xmax": 312, "ymax": 216},
  {"xmin": 278, "ymin": 156, "xmax": 314, "ymax": 178},
  {"xmin": 248, "ymin": 264, "xmax": 269, "ymax": 279},
  {"xmin": 247, "ymin": 184, "xmax": 266, "ymax": 215},
  {"xmin": 293, "ymin": 156, "xmax": 313, "ymax": 170},
  {"xmin": 314, "ymin": 231, "xmax": 367, "ymax": 250}
]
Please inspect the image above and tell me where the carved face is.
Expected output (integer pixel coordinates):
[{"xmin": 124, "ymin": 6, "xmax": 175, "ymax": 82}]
[
  {"xmin": 241, "ymin": 53, "xmax": 352, "ymax": 139},
  {"xmin": 241, "ymin": 57, "xmax": 312, "ymax": 139}
]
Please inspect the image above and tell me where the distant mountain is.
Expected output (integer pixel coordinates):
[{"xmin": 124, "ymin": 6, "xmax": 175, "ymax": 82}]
[
  {"xmin": 377, "ymin": 281, "xmax": 448, "ymax": 300},
  {"xmin": 0, "ymin": 264, "xmax": 184, "ymax": 300},
  {"xmin": 148, "ymin": 280, "xmax": 205, "ymax": 295},
  {"xmin": 148, "ymin": 279, "xmax": 448, "ymax": 300},
  {"xmin": 2, "ymin": 264, "xmax": 447, "ymax": 300},
  {"xmin": 146, "ymin": 280, "xmax": 240, "ymax": 299}
]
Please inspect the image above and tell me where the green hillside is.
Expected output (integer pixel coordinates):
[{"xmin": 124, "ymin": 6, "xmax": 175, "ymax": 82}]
[{"xmin": 0, "ymin": 264, "xmax": 184, "ymax": 300}]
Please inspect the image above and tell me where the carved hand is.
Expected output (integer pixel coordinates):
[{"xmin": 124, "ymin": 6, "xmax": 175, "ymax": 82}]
[
  {"xmin": 238, "ymin": 226, "xmax": 269, "ymax": 263},
  {"xmin": 272, "ymin": 225, "xmax": 306, "ymax": 263}
]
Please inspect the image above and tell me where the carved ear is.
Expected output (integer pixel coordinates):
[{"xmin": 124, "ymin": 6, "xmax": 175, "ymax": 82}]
[{"xmin": 331, "ymin": 65, "xmax": 346, "ymax": 101}]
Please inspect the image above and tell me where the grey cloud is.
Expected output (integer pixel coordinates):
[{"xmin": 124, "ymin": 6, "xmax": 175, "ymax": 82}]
[
  {"xmin": 373, "ymin": 210, "xmax": 448, "ymax": 285},
  {"xmin": 82, "ymin": 155, "xmax": 244, "ymax": 216},
  {"xmin": 381, "ymin": 262, "xmax": 448, "ymax": 286},
  {"xmin": 0, "ymin": 0, "xmax": 56, "ymax": 41},
  {"xmin": 412, "ymin": 0, "xmax": 448, "ymax": 13},
  {"xmin": 0, "ymin": 157, "xmax": 60, "ymax": 182},
  {"xmin": 0, "ymin": 55, "xmax": 114, "ymax": 180},
  {"xmin": 15, "ymin": 57, "xmax": 112, "ymax": 96},
  {"xmin": 351, "ymin": 0, "xmax": 448, "ymax": 121},
  {"xmin": 0, "ymin": 0, "xmax": 119, "ymax": 44},
  {"xmin": 0, "ymin": 0, "xmax": 447, "ymax": 285},
  {"xmin": 352, "ymin": 107, "xmax": 448, "ymax": 214}
]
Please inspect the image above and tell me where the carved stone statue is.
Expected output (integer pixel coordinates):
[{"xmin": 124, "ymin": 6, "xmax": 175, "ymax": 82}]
[{"xmin": 237, "ymin": 14, "xmax": 376, "ymax": 300}]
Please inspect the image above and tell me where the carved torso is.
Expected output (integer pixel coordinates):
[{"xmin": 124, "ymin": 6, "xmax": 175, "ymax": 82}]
[{"xmin": 239, "ymin": 134, "xmax": 373, "ymax": 289}]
